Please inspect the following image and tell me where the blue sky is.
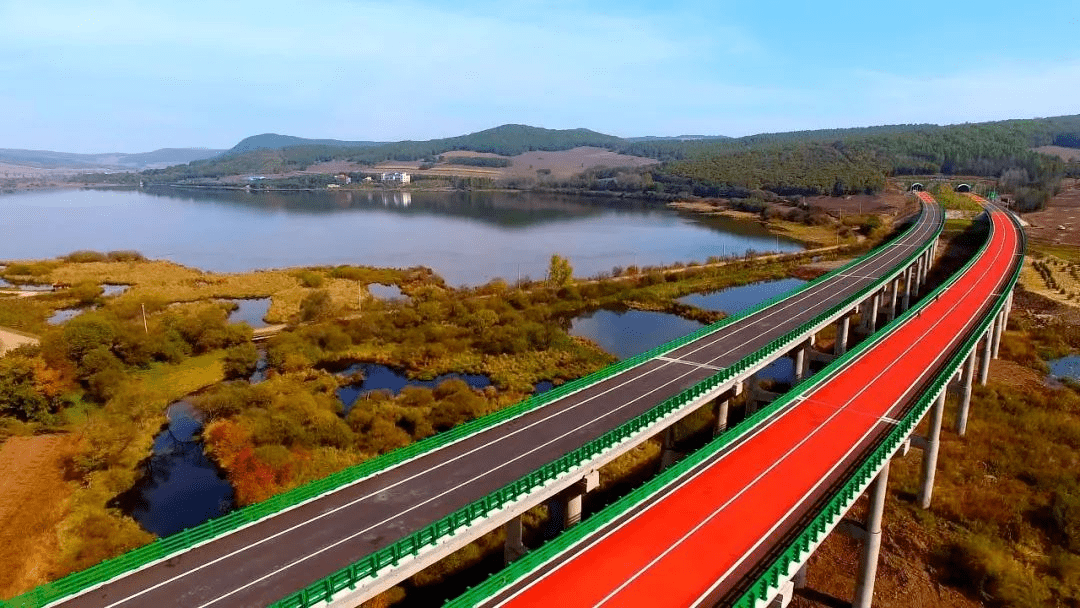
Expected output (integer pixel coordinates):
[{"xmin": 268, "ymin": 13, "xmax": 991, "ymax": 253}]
[{"xmin": 1, "ymin": 0, "xmax": 1077, "ymax": 153}]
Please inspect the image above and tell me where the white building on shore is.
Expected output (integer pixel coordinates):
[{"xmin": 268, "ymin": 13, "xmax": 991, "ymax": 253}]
[{"xmin": 380, "ymin": 172, "xmax": 411, "ymax": 184}]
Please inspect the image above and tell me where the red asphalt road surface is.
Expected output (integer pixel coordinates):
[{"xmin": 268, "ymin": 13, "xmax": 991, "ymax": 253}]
[{"xmin": 496, "ymin": 208, "xmax": 1017, "ymax": 607}]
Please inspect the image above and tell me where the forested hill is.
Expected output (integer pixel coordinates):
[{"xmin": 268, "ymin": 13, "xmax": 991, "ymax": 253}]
[
  {"xmin": 227, "ymin": 134, "xmax": 383, "ymax": 155},
  {"xmin": 123, "ymin": 116, "xmax": 1080, "ymax": 210},
  {"xmin": 637, "ymin": 115, "xmax": 1080, "ymax": 209},
  {"xmin": 142, "ymin": 124, "xmax": 629, "ymax": 180}
]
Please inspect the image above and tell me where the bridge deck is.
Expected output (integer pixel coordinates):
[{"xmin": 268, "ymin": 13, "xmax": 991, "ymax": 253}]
[
  {"xmin": 53, "ymin": 206, "xmax": 941, "ymax": 608},
  {"xmin": 469, "ymin": 207, "xmax": 1017, "ymax": 608}
]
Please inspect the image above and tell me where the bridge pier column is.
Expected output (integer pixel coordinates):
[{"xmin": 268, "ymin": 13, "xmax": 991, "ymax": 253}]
[
  {"xmin": 853, "ymin": 459, "xmax": 891, "ymax": 608},
  {"xmin": 978, "ymin": 324, "xmax": 993, "ymax": 385},
  {"xmin": 902, "ymin": 265, "xmax": 913, "ymax": 311},
  {"xmin": 916, "ymin": 391, "xmax": 946, "ymax": 509},
  {"xmin": 886, "ymin": 278, "xmax": 899, "ymax": 321},
  {"xmin": 659, "ymin": 426, "xmax": 680, "ymax": 471},
  {"xmin": 916, "ymin": 254, "xmax": 926, "ymax": 293},
  {"xmin": 558, "ymin": 471, "xmax": 599, "ymax": 529},
  {"xmin": 867, "ymin": 292, "xmax": 881, "ymax": 333},
  {"xmin": 836, "ymin": 314, "xmax": 851, "ymax": 355},
  {"xmin": 992, "ymin": 307, "xmax": 1005, "ymax": 359},
  {"xmin": 955, "ymin": 350, "xmax": 977, "ymax": 437},
  {"xmin": 504, "ymin": 515, "xmax": 527, "ymax": 564},
  {"xmin": 793, "ymin": 340, "xmax": 811, "ymax": 381},
  {"xmin": 713, "ymin": 382, "xmax": 743, "ymax": 436}
]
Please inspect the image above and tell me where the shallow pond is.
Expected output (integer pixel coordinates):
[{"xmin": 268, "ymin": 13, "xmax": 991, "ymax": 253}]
[
  {"xmin": 1047, "ymin": 355, "xmax": 1080, "ymax": 381},
  {"xmin": 336, "ymin": 363, "xmax": 492, "ymax": 412},
  {"xmin": 368, "ymin": 283, "xmax": 404, "ymax": 300},
  {"xmin": 47, "ymin": 308, "xmax": 88, "ymax": 325},
  {"xmin": 102, "ymin": 283, "xmax": 130, "ymax": 297},
  {"xmin": 222, "ymin": 298, "xmax": 272, "ymax": 328},
  {"xmin": 115, "ymin": 401, "xmax": 236, "ymax": 537},
  {"xmin": 678, "ymin": 278, "xmax": 807, "ymax": 314},
  {"xmin": 569, "ymin": 309, "xmax": 705, "ymax": 361}
]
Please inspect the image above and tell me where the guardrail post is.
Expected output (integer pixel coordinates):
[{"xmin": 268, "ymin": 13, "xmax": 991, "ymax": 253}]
[
  {"xmin": 853, "ymin": 459, "xmax": 890, "ymax": 608},
  {"xmin": 955, "ymin": 351, "xmax": 977, "ymax": 437},
  {"xmin": 504, "ymin": 516, "xmax": 527, "ymax": 564},
  {"xmin": 917, "ymin": 391, "xmax": 946, "ymax": 509}
]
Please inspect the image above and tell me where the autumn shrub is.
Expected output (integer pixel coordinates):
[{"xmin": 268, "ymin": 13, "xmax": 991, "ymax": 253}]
[
  {"xmin": 295, "ymin": 270, "xmax": 325, "ymax": 288},
  {"xmin": 64, "ymin": 250, "xmax": 108, "ymax": 263},
  {"xmin": 222, "ymin": 342, "xmax": 260, "ymax": 380},
  {"xmin": 106, "ymin": 250, "xmax": 145, "ymax": 262}
]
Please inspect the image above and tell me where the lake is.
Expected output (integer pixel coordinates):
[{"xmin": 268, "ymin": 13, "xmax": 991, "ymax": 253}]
[{"xmin": 0, "ymin": 188, "xmax": 802, "ymax": 286}]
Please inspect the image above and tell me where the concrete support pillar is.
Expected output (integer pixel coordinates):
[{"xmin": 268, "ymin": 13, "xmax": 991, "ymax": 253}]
[
  {"xmin": 793, "ymin": 563, "xmax": 808, "ymax": 590},
  {"xmin": 504, "ymin": 515, "xmax": 526, "ymax": 564},
  {"xmin": 887, "ymin": 278, "xmax": 899, "ymax": 321},
  {"xmin": 955, "ymin": 351, "xmax": 977, "ymax": 437},
  {"xmin": 991, "ymin": 308, "xmax": 1004, "ymax": 359},
  {"xmin": 836, "ymin": 315, "xmax": 850, "ymax": 355},
  {"xmin": 852, "ymin": 459, "xmax": 891, "ymax": 608},
  {"xmin": 558, "ymin": 471, "xmax": 599, "ymax": 530},
  {"xmin": 914, "ymin": 256, "xmax": 924, "ymax": 295},
  {"xmin": 867, "ymin": 292, "xmax": 881, "ymax": 333},
  {"xmin": 659, "ymin": 426, "xmax": 679, "ymax": 471},
  {"xmin": 979, "ymin": 325, "xmax": 993, "ymax": 385},
  {"xmin": 712, "ymin": 382, "xmax": 742, "ymax": 436},
  {"xmin": 902, "ymin": 265, "xmax": 913, "ymax": 311},
  {"xmin": 917, "ymin": 391, "xmax": 947, "ymax": 509},
  {"xmin": 564, "ymin": 493, "xmax": 583, "ymax": 528},
  {"xmin": 793, "ymin": 341, "xmax": 811, "ymax": 381}
]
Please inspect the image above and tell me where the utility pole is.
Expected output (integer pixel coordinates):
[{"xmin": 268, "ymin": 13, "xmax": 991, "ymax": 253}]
[{"xmin": 141, "ymin": 303, "xmax": 148, "ymax": 334}]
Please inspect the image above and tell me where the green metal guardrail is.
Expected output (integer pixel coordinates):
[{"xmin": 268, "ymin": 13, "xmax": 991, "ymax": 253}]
[
  {"xmin": 5, "ymin": 206, "xmax": 938, "ymax": 608},
  {"xmin": 266, "ymin": 207, "xmax": 941, "ymax": 607},
  {"xmin": 444, "ymin": 205, "xmax": 1015, "ymax": 608}
]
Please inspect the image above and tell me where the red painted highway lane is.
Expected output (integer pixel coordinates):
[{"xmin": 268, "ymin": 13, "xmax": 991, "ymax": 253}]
[{"xmin": 494, "ymin": 209, "xmax": 1017, "ymax": 607}]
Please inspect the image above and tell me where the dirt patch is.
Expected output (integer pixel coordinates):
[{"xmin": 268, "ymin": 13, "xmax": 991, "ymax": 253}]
[
  {"xmin": 987, "ymin": 358, "xmax": 1045, "ymax": 392},
  {"xmin": 0, "ymin": 435, "xmax": 74, "ymax": 598},
  {"xmin": 304, "ymin": 147, "xmax": 658, "ymax": 182},
  {"xmin": 1022, "ymin": 178, "xmax": 1080, "ymax": 247},
  {"xmin": 799, "ymin": 192, "xmax": 912, "ymax": 217},
  {"xmin": 0, "ymin": 326, "xmax": 39, "ymax": 356},
  {"xmin": 1034, "ymin": 145, "xmax": 1080, "ymax": 162},
  {"xmin": 794, "ymin": 499, "xmax": 983, "ymax": 608}
]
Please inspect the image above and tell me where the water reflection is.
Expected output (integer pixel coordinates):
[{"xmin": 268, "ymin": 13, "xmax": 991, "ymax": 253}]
[
  {"xmin": 0, "ymin": 188, "xmax": 801, "ymax": 286},
  {"xmin": 368, "ymin": 283, "xmax": 404, "ymax": 300},
  {"xmin": 222, "ymin": 298, "xmax": 271, "ymax": 328},
  {"xmin": 102, "ymin": 283, "xmax": 130, "ymax": 297},
  {"xmin": 47, "ymin": 308, "xmax": 87, "ymax": 325},
  {"xmin": 336, "ymin": 362, "xmax": 491, "ymax": 412},
  {"xmin": 1048, "ymin": 355, "xmax": 1080, "ymax": 381},
  {"xmin": 114, "ymin": 401, "xmax": 235, "ymax": 537},
  {"xmin": 569, "ymin": 309, "xmax": 704, "ymax": 360},
  {"xmin": 678, "ymin": 278, "xmax": 807, "ymax": 314}
]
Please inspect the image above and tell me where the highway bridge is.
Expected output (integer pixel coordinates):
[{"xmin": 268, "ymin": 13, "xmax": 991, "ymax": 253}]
[
  {"xmin": 10, "ymin": 201, "xmax": 943, "ymax": 608},
  {"xmin": 448, "ymin": 198, "xmax": 1023, "ymax": 608}
]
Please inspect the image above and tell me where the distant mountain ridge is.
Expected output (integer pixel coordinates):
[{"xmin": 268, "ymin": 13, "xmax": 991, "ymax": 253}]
[
  {"xmin": 0, "ymin": 147, "xmax": 224, "ymax": 169},
  {"xmin": 226, "ymin": 134, "xmax": 383, "ymax": 155}
]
